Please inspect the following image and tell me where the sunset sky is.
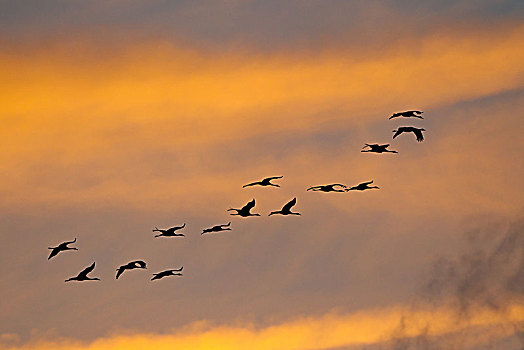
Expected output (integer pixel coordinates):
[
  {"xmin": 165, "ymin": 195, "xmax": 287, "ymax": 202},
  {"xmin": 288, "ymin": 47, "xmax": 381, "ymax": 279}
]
[{"xmin": 1, "ymin": 1, "xmax": 523, "ymax": 349}]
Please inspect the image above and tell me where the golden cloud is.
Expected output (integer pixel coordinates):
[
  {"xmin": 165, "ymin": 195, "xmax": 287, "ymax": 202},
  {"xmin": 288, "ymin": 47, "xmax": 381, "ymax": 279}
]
[
  {"xmin": 3, "ymin": 303, "xmax": 522, "ymax": 350},
  {"xmin": 0, "ymin": 25, "xmax": 522, "ymax": 213}
]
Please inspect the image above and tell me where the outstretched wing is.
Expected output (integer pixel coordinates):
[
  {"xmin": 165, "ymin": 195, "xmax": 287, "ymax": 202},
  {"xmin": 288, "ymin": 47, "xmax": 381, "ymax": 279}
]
[
  {"xmin": 389, "ymin": 112, "xmax": 401, "ymax": 119},
  {"xmin": 48, "ymin": 248, "xmax": 60, "ymax": 260},
  {"xmin": 361, "ymin": 180, "xmax": 374, "ymax": 186},
  {"xmin": 64, "ymin": 237, "xmax": 77, "ymax": 245},
  {"xmin": 169, "ymin": 223, "xmax": 186, "ymax": 231},
  {"xmin": 78, "ymin": 262, "xmax": 96, "ymax": 279},
  {"xmin": 169, "ymin": 266, "xmax": 183, "ymax": 272},
  {"xmin": 116, "ymin": 266, "xmax": 126, "ymax": 279},
  {"xmin": 243, "ymin": 198, "xmax": 256, "ymax": 211},
  {"xmin": 392, "ymin": 129, "xmax": 403, "ymax": 139},
  {"xmin": 282, "ymin": 197, "xmax": 297, "ymax": 211},
  {"xmin": 265, "ymin": 175, "xmax": 283, "ymax": 181},
  {"xmin": 413, "ymin": 129, "xmax": 424, "ymax": 142},
  {"xmin": 243, "ymin": 181, "xmax": 262, "ymax": 188}
]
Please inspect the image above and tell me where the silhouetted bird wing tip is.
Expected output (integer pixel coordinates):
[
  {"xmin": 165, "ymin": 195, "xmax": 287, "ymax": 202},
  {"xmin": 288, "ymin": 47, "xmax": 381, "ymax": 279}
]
[
  {"xmin": 392, "ymin": 130, "xmax": 402, "ymax": 139},
  {"xmin": 81, "ymin": 262, "xmax": 96, "ymax": 275},
  {"xmin": 282, "ymin": 198, "xmax": 297, "ymax": 211}
]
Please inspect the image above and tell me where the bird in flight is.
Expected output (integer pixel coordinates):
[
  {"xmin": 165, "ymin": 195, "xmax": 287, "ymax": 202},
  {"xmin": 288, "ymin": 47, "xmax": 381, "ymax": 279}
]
[
  {"xmin": 346, "ymin": 180, "xmax": 380, "ymax": 191},
  {"xmin": 151, "ymin": 266, "xmax": 183, "ymax": 281},
  {"xmin": 153, "ymin": 224, "xmax": 186, "ymax": 238},
  {"xmin": 268, "ymin": 197, "xmax": 301, "ymax": 216},
  {"xmin": 202, "ymin": 222, "xmax": 232, "ymax": 235},
  {"xmin": 243, "ymin": 176, "xmax": 283, "ymax": 188},
  {"xmin": 227, "ymin": 198, "xmax": 260, "ymax": 217},
  {"xmin": 307, "ymin": 184, "xmax": 347, "ymax": 192},
  {"xmin": 361, "ymin": 144, "xmax": 398, "ymax": 154},
  {"xmin": 392, "ymin": 127, "xmax": 425, "ymax": 142},
  {"xmin": 389, "ymin": 110, "xmax": 423, "ymax": 119},
  {"xmin": 65, "ymin": 262, "xmax": 100, "ymax": 282},
  {"xmin": 48, "ymin": 238, "xmax": 78, "ymax": 260},
  {"xmin": 116, "ymin": 260, "xmax": 147, "ymax": 279}
]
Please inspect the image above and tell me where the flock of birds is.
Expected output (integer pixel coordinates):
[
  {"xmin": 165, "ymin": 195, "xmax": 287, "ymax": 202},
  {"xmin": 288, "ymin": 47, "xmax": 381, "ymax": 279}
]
[{"xmin": 48, "ymin": 110, "xmax": 426, "ymax": 283}]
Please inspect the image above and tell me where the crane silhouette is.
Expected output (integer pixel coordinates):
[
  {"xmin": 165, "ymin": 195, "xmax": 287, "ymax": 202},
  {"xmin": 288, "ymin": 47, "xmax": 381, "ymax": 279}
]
[
  {"xmin": 268, "ymin": 198, "xmax": 301, "ymax": 216},
  {"xmin": 307, "ymin": 184, "xmax": 347, "ymax": 192},
  {"xmin": 48, "ymin": 238, "xmax": 78, "ymax": 260},
  {"xmin": 346, "ymin": 180, "xmax": 380, "ymax": 191},
  {"xmin": 151, "ymin": 266, "xmax": 183, "ymax": 281},
  {"xmin": 389, "ymin": 110, "xmax": 423, "ymax": 119},
  {"xmin": 202, "ymin": 222, "xmax": 232, "ymax": 235},
  {"xmin": 65, "ymin": 262, "xmax": 100, "ymax": 282},
  {"xmin": 392, "ymin": 127, "xmax": 425, "ymax": 142},
  {"xmin": 116, "ymin": 260, "xmax": 147, "ymax": 279},
  {"xmin": 361, "ymin": 144, "xmax": 398, "ymax": 154},
  {"xmin": 227, "ymin": 198, "xmax": 260, "ymax": 217},
  {"xmin": 243, "ymin": 176, "xmax": 283, "ymax": 188},
  {"xmin": 153, "ymin": 224, "xmax": 186, "ymax": 238}
]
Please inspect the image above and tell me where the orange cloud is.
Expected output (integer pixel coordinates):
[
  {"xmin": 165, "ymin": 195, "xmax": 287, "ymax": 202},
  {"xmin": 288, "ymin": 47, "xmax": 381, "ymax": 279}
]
[
  {"xmin": 3, "ymin": 303, "xmax": 522, "ymax": 350},
  {"xmin": 0, "ymin": 25, "xmax": 522, "ymax": 214}
]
